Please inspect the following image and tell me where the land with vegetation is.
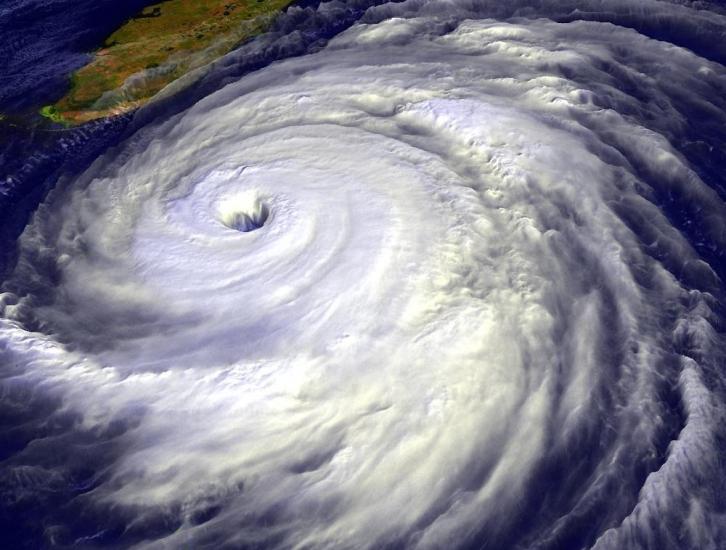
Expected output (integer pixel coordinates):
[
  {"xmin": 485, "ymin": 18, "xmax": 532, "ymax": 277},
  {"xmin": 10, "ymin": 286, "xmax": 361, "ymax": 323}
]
[{"xmin": 42, "ymin": 0, "xmax": 294, "ymax": 125}]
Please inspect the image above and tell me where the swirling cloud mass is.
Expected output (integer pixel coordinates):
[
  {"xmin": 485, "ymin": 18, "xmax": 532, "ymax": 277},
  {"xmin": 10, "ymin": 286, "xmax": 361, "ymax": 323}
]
[{"xmin": 2, "ymin": 0, "xmax": 726, "ymax": 548}]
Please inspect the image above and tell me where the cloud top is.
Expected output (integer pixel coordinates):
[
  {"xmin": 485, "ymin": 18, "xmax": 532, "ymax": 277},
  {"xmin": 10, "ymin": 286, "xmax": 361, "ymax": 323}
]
[{"xmin": 1, "ymin": 1, "xmax": 725, "ymax": 548}]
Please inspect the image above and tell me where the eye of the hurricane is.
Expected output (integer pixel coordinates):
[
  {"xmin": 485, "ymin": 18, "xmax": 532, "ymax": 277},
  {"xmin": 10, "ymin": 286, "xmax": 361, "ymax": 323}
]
[
  {"xmin": 226, "ymin": 205, "xmax": 269, "ymax": 232},
  {"xmin": 219, "ymin": 194, "xmax": 270, "ymax": 233}
]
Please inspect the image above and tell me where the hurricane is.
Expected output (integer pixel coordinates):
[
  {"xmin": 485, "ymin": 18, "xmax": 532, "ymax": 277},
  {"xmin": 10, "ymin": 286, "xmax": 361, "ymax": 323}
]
[{"xmin": 1, "ymin": 0, "xmax": 725, "ymax": 548}]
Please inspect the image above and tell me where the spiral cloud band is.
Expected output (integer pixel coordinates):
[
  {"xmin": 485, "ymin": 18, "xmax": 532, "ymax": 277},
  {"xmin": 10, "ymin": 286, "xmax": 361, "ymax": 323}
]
[{"xmin": 1, "ymin": 1, "xmax": 726, "ymax": 548}]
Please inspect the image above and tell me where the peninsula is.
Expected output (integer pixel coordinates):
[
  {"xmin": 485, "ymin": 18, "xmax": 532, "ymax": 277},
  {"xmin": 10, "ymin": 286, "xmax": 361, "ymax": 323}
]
[{"xmin": 42, "ymin": 0, "xmax": 294, "ymax": 125}]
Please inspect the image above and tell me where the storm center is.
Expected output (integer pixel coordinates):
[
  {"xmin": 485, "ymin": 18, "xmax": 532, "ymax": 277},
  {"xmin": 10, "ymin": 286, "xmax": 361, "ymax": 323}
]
[{"xmin": 219, "ymin": 193, "xmax": 270, "ymax": 233}]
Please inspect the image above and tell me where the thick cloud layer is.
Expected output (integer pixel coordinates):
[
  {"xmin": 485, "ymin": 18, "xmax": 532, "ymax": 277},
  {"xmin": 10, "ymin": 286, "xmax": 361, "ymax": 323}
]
[{"xmin": 1, "ymin": 1, "xmax": 726, "ymax": 548}]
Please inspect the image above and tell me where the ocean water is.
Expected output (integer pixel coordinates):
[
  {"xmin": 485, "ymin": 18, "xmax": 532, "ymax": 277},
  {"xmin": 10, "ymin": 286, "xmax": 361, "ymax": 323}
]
[{"xmin": 0, "ymin": 1, "xmax": 725, "ymax": 549}]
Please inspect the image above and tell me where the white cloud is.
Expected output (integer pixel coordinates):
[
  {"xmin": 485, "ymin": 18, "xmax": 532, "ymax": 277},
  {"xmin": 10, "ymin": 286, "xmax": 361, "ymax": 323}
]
[{"xmin": 1, "ymin": 2, "xmax": 725, "ymax": 548}]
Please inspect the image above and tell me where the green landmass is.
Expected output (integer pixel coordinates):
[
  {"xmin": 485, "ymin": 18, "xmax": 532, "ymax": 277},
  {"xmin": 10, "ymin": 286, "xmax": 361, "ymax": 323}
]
[
  {"xmin": 42, "ymin": 0, "xmax": 293, "ymax": 125},
  {"xmin": 40, "ymin": 106, "xmax": 68, "ymax": 125}
]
